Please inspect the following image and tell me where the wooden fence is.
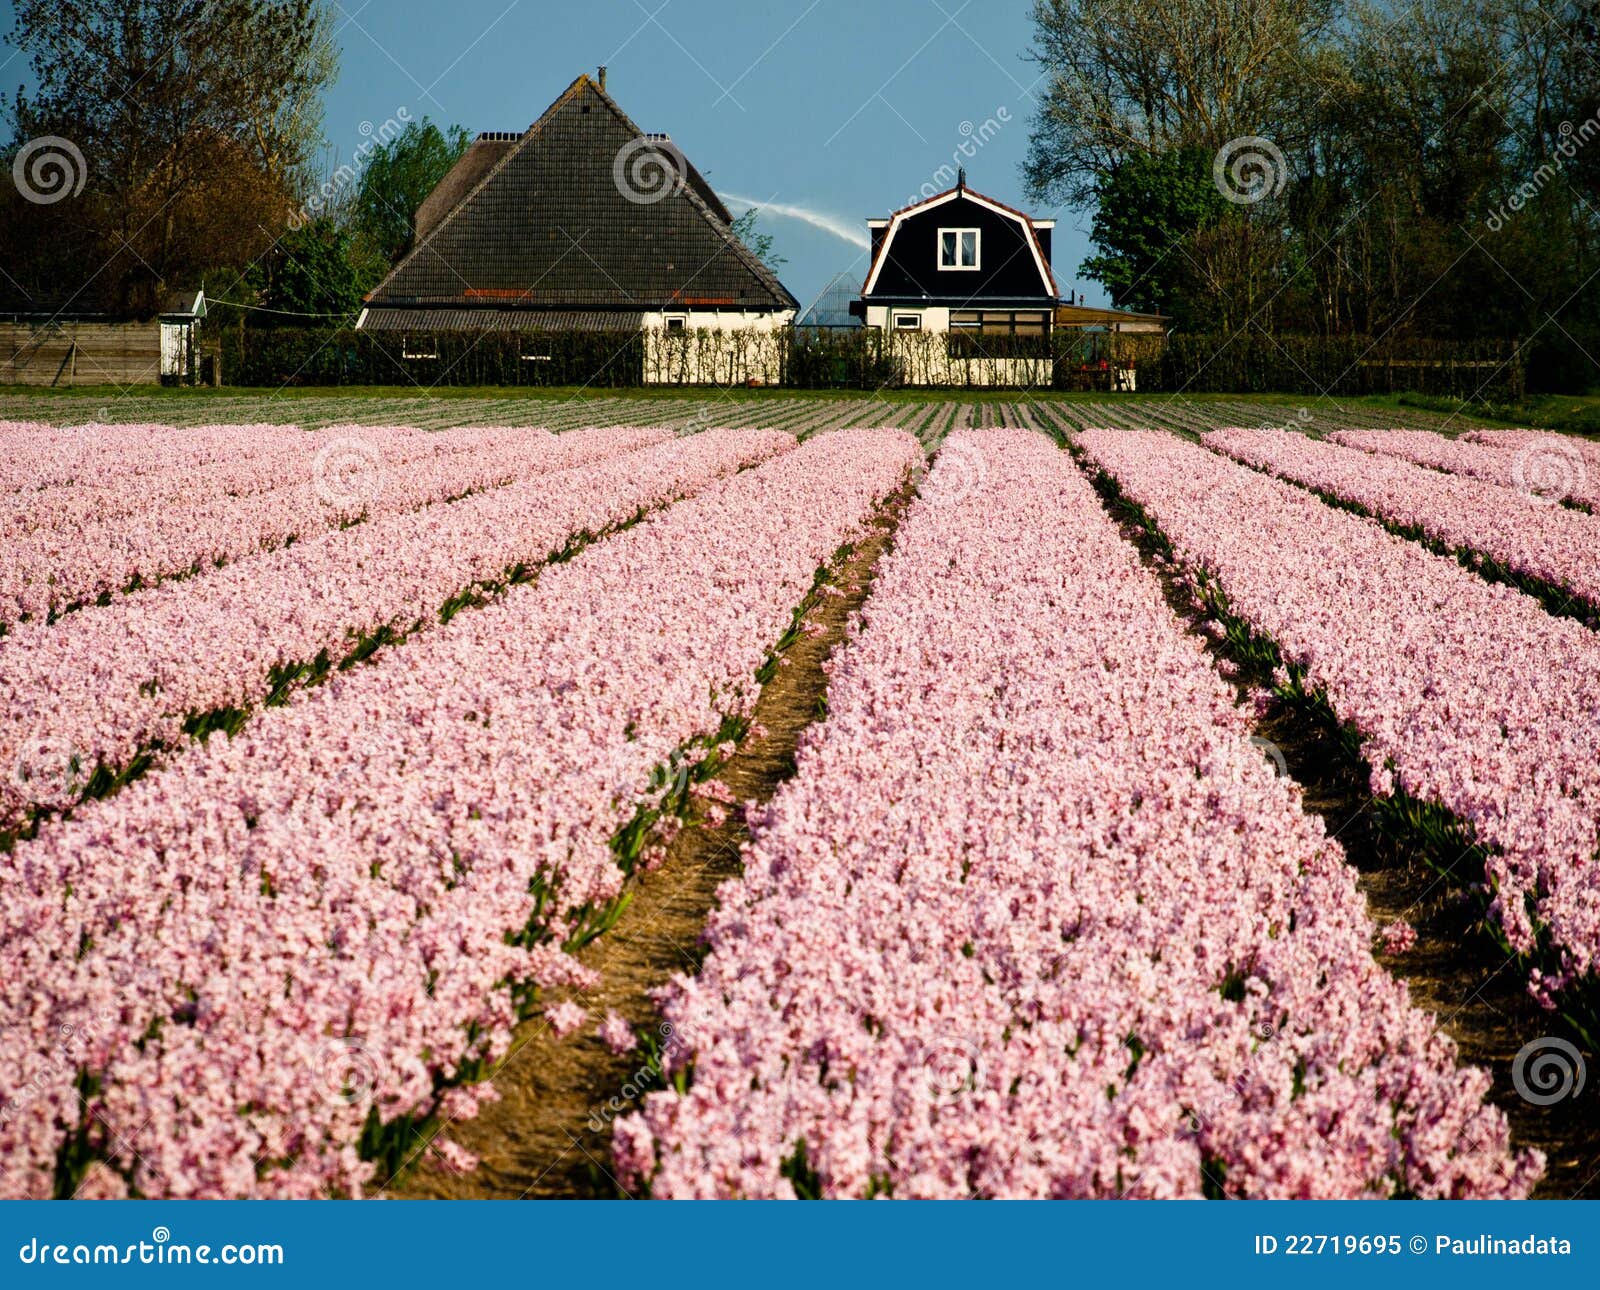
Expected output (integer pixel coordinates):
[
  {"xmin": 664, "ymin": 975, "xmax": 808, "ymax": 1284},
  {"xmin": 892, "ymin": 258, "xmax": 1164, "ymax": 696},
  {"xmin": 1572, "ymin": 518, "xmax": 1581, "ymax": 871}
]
[{"xmin": 1, "ymin": 321, "xmax": 162, "ymax": 386}]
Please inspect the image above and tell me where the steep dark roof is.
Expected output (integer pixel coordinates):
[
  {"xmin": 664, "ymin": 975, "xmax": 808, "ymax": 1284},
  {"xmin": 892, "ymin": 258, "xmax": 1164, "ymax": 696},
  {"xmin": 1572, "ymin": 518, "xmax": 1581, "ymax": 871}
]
[
  {"xmin": 414, "ymin": 134, "xmax": 520, "ymax": 243},
  {"xmin": 357, "ymin": 307, "xmax": 643, "ymax": 332},
  {"xmin": 364, "ymin": 75, "xmax": 796, "ymax": 319}
]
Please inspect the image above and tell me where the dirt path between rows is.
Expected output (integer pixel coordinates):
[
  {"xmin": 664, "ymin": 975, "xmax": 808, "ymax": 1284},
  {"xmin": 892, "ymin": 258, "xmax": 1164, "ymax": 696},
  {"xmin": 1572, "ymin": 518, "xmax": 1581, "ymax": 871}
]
[
  {"xmin": 1086, "ymin": 465, "xmax": 1598, "ymax": 1200},
  {"xmin": 386, "ymin": 488, "xmax": 912, "ymax": 1200}
]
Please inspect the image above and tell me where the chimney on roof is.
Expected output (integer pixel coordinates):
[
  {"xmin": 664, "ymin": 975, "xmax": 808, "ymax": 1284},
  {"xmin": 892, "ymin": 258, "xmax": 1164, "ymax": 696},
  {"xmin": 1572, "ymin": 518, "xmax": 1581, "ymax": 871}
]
[
  {"xmin": 957, "ymin": 167, "xmax": 966, "ymax": 190},
  {"xmin": 597, "ymin": 65, "xmax": 607, "ymax": 91}
]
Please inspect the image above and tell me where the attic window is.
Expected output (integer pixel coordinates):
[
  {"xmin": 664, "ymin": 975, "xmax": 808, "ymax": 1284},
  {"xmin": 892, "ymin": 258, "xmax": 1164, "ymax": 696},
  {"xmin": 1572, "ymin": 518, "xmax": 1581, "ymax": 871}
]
[
  {"xmin": 939, "ymin": 228, "xmax": 980, "ymax": 270},
  {"xmin": 664, "ymin": 314, "xmax": 688, "ymax": 332}
]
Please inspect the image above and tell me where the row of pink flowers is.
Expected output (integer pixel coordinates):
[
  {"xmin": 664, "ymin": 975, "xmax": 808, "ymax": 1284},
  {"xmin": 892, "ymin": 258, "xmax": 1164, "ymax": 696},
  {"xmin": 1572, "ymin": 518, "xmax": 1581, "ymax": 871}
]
[
  {"xmin": 1077, "ymin": 429, "xmax": 1600, "ymax": 1006},
  {"xmin": 0, "ymin": 427, "xmax": 919, "ymax": 1198},
  {"xmin": 0, "ymin": 421, "xmax": 592, "ymax": 539},
  {"xmin": 620, "ymin": 429, "xmax": 1536, "ymax": 1199},
  {"xmin": 0, "ymin": 426, "xmax": 779, "ymax": 831},
  {"xmin": 1205, "ymin": 428, "xmax": 1600, "ymax": 613},
  {"xmin": 0, "ymin": 421, "xmax": 347, "ymax": 495},
  {"xmin": 0, "ymin": 423, "xmax": 675, "ymax": 628},
  {"xmin": 3, "ymin": 425, "xmax": 412, "ymax": 534},
  {"xmin": 1463, "ymin": 426, "xmax": 1600, "ymax": 471},
  {"xmin": 1329, "ymin": 428, "xmax": 1597, "ymax": 510}
]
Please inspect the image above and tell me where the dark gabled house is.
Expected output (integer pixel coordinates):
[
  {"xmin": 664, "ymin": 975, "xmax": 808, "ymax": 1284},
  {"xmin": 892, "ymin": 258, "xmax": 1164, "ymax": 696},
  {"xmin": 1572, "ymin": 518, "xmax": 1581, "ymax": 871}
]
[
  {"xmin": 357, "ymin": 71, "xmax": 797, "ymax": 380},
  {"xmin": 849, "ymin": 171, "xmax": 1058, "ymax": 348}
]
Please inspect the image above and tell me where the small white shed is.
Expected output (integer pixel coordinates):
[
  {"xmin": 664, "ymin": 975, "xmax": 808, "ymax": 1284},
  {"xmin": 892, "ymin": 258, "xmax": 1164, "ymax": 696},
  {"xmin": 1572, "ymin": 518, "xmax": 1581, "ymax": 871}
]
[{"xmin": 158, "ymin": 288, "xmax": 207, "ymax": 383}]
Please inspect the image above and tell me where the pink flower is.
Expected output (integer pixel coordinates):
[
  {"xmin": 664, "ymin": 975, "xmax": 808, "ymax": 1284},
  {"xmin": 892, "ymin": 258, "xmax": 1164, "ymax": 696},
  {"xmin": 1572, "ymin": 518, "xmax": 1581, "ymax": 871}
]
[
  {"xmin": 545, "ymin": 1000, "xmax": 588, "ymax": 1040},
  {"xmin": 426, "ymin": 1137, "xmax": 479, "ymax": 1174},
  {"xmin": 598, "ymin": 1010, "xmax": 638, "ymax": 1056},
  {"xmin": 1378, "ymin": 921, "xmax": 1418, "ymax": 955}
]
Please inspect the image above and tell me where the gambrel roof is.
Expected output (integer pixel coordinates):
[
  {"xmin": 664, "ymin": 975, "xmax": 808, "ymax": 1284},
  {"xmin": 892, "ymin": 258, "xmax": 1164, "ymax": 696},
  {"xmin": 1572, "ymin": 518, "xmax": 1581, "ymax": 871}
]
[
  {"xmin": 861, "ymin": 184, "xmax": 1058, "ymax": 302},
  {"xmin": 362, "ymin": 74, "xmax": 797, "ymax": 320}
]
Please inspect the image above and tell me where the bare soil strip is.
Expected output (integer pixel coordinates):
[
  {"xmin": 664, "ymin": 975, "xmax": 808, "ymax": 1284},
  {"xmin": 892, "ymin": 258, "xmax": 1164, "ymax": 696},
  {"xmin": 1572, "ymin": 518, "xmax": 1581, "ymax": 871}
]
[
  {"xmin": 388, "ymin": 487, "xmax": 913, "ymax": 1199},
  {"xmin": 1075, "ymin": 447, "xmax": 1599, "ymax": 1199}
]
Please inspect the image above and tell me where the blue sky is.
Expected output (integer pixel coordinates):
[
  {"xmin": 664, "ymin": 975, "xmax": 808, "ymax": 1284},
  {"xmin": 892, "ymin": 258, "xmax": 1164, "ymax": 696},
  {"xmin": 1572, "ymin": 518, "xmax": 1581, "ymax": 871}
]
[
  {"xmin": 305, "ymin": 0, "xmax": 1100, "ymax": 309},
  {"xmin": 3, "ymin": 0, "xmax": 1103, "ymax": 309}
]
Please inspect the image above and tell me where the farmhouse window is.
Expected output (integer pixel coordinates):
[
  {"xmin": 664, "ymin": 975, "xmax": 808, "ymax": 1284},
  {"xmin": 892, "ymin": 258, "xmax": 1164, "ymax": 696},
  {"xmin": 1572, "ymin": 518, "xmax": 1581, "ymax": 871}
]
[
  {"xmin": 893, "ymin": 313, "xmax": 923, "ymax": 330},
  {"xmin": 664, "ymin": 314, "xmax": 688, "ymax": 331},
  {"xmin": 950, "ymin": 311, "xmax": 1049, "ymax": 336},
  {"xmin": 939, "ymin": 228, "xmax": 980, "ymax": 270}
]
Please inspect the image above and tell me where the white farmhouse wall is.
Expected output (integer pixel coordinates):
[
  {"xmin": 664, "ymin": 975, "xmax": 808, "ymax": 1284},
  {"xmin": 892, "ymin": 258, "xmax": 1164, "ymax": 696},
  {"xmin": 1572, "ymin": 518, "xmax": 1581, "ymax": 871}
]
[
  {"xmin": 863, "ymin": 305, "xmax": 1053, "ymax": 389},
  {"xmin": 643, "ymin": 310, "xmax": 794, "ymax": 385}
]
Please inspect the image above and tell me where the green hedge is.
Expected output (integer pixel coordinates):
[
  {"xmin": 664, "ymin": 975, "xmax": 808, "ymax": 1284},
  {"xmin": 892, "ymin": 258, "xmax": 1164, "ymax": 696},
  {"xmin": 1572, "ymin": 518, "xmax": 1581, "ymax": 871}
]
[
  {"xmin": 1155, "ymin": 333, "xmax": 1525, "ymax": 400},
  {"xmin": 1523, "ymin": 328, "xmax": 1600, "ymax": 395},
  {"xmin": 222, "ymin": 327, "xmax": 646, "ymax": 387},
  {"xmin": 221, "ymin": 324, "xmax": 1534, "ymax": 397}
]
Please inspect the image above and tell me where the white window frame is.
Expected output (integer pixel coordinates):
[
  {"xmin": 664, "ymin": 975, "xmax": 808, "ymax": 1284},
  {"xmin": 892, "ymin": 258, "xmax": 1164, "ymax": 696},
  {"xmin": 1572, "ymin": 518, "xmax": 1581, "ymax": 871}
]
[
  {"xmin": 401, "ymin": 336, "xmax": 439, "ymax": 360},
  {"xmin": 938, "ymin": 227, "xmax": 981, "ymax": 271},
  {"xmin": 892, "ymin": 312, "xmax": 923, "ymax": 331},
  {"xmin": 663, "ymin": 313, "xmax": 689, "ymax": 332}
]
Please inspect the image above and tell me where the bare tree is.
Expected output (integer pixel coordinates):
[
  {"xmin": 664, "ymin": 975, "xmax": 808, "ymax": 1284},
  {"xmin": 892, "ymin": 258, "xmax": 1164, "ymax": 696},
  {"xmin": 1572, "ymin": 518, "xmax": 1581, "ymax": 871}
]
[{"xmin": 1023, "ymin": 0, "xmax": 1340, "ymax": 204}]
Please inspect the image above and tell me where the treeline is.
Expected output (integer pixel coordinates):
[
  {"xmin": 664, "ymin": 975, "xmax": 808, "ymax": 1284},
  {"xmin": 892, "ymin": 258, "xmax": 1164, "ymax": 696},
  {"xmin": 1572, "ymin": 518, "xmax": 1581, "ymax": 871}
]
[
  {"xmin": 227, "ymin": 324, "xmax": 1525, "ymax": 397},
  {"xmin": 1026, "ymin": 1, "xmax": 1600, "ymax": 392},
  {"xmin": 0, "ymin": 1, "xmax": 470, "ymax": 322}
]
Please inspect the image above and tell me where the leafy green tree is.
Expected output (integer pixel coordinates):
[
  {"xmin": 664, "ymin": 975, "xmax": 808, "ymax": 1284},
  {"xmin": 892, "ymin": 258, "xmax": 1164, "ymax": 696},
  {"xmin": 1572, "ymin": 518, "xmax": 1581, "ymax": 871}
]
[
  {"xmin": 349, "ymin": 118, "xmax": 470, "ymax": 265},
  {"xmin": 1078, "ymin": 147, "xmax": 1223, "ymax": 319},
  {"xmin": 259, "ymin": 218, "xmax": 373, "ymax": 322}
]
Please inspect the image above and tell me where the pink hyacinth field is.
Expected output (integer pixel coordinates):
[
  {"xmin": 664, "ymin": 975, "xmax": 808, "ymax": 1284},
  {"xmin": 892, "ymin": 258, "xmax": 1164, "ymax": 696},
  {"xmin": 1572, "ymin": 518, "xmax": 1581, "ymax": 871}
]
[{"xmin": 1, "ymin": 404, "xmax": 1595, "ymax": 1202}]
